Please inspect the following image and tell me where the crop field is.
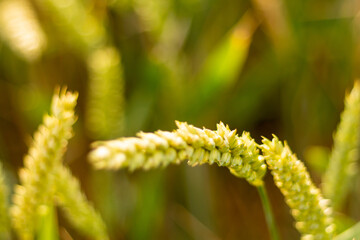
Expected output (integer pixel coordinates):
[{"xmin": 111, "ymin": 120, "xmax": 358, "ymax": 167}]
[{"xmin": 0, "ymin": 0, "xmax": 360, "ymax": 239}]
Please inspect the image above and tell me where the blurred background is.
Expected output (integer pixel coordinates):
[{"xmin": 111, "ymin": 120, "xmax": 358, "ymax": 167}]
[{"xmin": 0, "ymin": 0, "xmax": 359, "ymax": 239}]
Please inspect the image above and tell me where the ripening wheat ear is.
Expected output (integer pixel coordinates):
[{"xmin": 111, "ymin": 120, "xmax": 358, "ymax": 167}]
[
  {"xmin": 0, "ymin": 162, "xmax": 10, "ymax": 239},
  {"xmin": 89, "ymin": 121, "xmax": 267, "ymax": 186},
  {"xmin": 10, "ymin": 88, "xmax": 108, "ymax": 240},
  {"xmin": 261, "ymin": 136, "xmax": 335, "ymax": 240},
  {"xmin": 10, "ymin": 88, "xmax": 78, "ymax": 240},
  {"xmin": 322, "ymin": 81, "xmax": 360, "ymax": 210}
]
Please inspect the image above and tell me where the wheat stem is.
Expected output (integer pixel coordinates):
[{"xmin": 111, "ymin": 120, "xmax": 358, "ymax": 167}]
[
  {"xmin": 37, "ymin": 203, "xmax": 58, "ymax": 240},
  {"xmin": 257, "ymin": 184, "xmax": 280, "ymax": 240},
  {"xmin": 0, "ymin": 162, "xmax": 10, "ymax": 239}
]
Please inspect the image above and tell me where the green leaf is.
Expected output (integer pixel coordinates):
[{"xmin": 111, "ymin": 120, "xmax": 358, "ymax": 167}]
[{"xmin": 187, "ymin": 11, "xmax": 258, "ymax": 115}]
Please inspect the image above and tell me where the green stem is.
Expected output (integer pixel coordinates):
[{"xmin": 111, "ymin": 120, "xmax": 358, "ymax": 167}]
[
  {"xmin": 37, "ymin": 203, "xmax": 59, "ymax": 240},
  {"xmin": 257, "ymin": 184, "xmax": 280, "ymax": 240}
]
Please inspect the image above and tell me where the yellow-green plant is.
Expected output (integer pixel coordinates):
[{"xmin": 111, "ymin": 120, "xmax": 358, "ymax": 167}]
[
  {"xmin": 10, "ymin": 88, "xmax": 107, "ymax": 240},
  {"xmin": 89, "ymin": 121, "xmax": 267, "ymax": 186},
  {"xmin": 322, "ymin": 81, "xmax": 360, "ymax": 210},
  {"xmin": 5, "ymin": 83, "xmax": 358, "ymax": 240},
  {"xmin": 261, "ymin": 136, "xmax": 335, "ymax": 240},
  {"xmin": 0, "ymin": 162, "xmax": 10, "ymax": 239},
  {"xmin": 88, "ymin": 120, "xmax": 341, "ymax": 239},
  {"xmin": 11, "ymin": 88, "xmax": 78, "ymax": 239},
  {"xmin": 0, "ymin": 0, "xmax": 46, "ymax": 61},
  {"xmin": 88, "ymin": 120, "xmax": 281, "ymax": 239}
]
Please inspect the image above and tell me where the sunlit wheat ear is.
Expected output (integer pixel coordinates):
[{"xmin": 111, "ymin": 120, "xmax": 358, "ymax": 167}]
[
  {"xmin": 10, "ymin": 88, "xmax": 78, "ymax": 240},
  {"xmin": 261, "ymin": 136, "xmax": 335, "ymax": 240},
  {"xmin": 54, "ymin": 166, "xmax": 108, "ymax": 240},
  {"xmin": 86, "ymin": 46, "xmax": 125, "ymax": 140},
  {"xmin": 322, "ymin": 81, "xmax": 360, "ymax": 210},
  {"xmin": 35, "ymin": 0, "xmax": 105, "ymax": 54},
  {"xmin": 89, "ymin": 121, "xmax": 267, "ymax": 186},
  {"xmin": 0, "ymin": 0, "xmax": 46, "ymax": 61},
  {"xmin": 0, "ymin": 162, "xmax": 10, "ymax": 239}
]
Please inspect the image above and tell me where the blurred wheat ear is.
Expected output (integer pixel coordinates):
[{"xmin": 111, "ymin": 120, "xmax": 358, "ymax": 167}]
[
  {"xmin": 322, "ymin": 81, "xmax": 360, "ymax": 211},
  {"xmin": 0, "ymin": 0, "xmax": 46, "ymax": 61},
  {"xmin": 10, "ymin": 87, "xmax": 108, "ymax": 240},
  {"xmin": 86, "ymin": 46, "xmax": 125, "ymax": 140}
]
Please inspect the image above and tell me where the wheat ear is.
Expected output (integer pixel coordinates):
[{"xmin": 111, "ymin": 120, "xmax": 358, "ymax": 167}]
[
  {"xmin": 10, "ymin": 88, "xmax": 77, "ymax": 240},
  {"xmin": 86, "ymin": 46, "xmax": 125, "ymax": 139},
  {"xmin": 261, "ymin": 136, "xmax": 335, "ymax": 240},
  {"xmin": 322, "ymin": 81, "xmax": 360, "ymax": 210},
  {"xmin": 11, "ymin": 88, "xmax": 108, "ymax": 240},
  {"xmin": 89, "ymin": 121, "xmax": 266, "ymax": 186}
]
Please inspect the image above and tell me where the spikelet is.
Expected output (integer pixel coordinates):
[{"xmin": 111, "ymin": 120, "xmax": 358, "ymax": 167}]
[
  {"xmin": 35, "ymin": 0, "xmax": 105, "ymax": 54},
  {"xmin": 0, "ymin": 162, "xmax": 10, "ymax": 239},
  {"xmin": 89, "ymin": 121, "xmax": 266, "ymax": 186},
  {"xmin": 322, "ymin": 81, "xmax": 360, "ymax": 210},
  {"xmin": 54, "ymin": 166, "xmax": 108, "ymax": 240},
  {"xmin": 86, "ymin": 46, "xmax": 125, "ymax": 139},
  {"xmin": 10, "ymin": 88, "xmax": 78, "ymax": 240},
  {"xmin": 261, "ymin": 136, "xmax": 335, "ymax": 240},
  {"xmin": 0, "ymin": 0, "xmax": 46, "ymax": 61}
]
